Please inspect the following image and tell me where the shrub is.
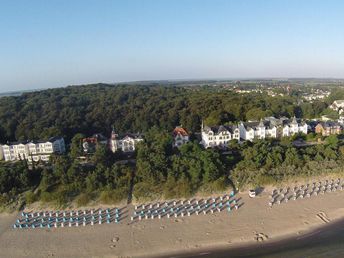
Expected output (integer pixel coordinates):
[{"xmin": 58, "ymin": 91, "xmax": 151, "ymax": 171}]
[
  {"xmin": 100, "ymin": 188, "xmax": 128, "ymax": 204},
  {"xmin": 54, "ymin": 190, "xmax": 68, "ymax": 207},
  {"xmin": 40, "ymin": 191, "xmax": 55, "ymax": 203},
  {"xmin": 133, "ymin": 182, "xmax": 161, "ymax": 201},
  {"xmin": 76, "ymin": 193, "xmax": 91, "ymax": 207},
  {"xmin": 25, "ymin": 192, "xmax": 37, "ymax": 204}
]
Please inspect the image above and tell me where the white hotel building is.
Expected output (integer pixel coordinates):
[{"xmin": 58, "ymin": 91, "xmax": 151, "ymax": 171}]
[
  {"xmin": 201, "ymin": 124, "xmax": 240, "ymax": 149},
  {"xmin": 201, "ymin": 116, "xmax": 309, "ymax": 148},
  {"xmin": 281, "ymin": 116, "xmax": 308, "ymax": 137},
  {"xmin": 238, "ymin": 119, "xmax": 278, "ymax": 141},
  {"xmin": 0, "ymin": 137, "xmax": 65, "ymax": 162}
]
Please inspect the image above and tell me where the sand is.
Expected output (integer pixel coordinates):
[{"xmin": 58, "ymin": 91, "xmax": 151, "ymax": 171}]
[{"xmin": 1, "ymin": 183, "xmax": 344, "ymax": 258}]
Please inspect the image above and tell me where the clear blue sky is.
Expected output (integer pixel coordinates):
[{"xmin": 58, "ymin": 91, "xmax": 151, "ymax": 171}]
[{"xmin": 1, "ymin": 0, "xmax": 344, "ymax": 92}]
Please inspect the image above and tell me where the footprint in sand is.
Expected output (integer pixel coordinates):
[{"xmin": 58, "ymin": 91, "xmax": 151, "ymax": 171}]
[
  {"xmin": 112, "ymin": 237, "xmax": 119, "ymax": 243},
  {"xmin": 254, "ymin": 233, "xmax": 269, "ymax": 242},
  {"xmin": 317, "ymin": 212, "xmax": 330, "ymax": 223},
  {"xmin": 176, "ymin": 238, "xmax": 183, "ymax": 243}
]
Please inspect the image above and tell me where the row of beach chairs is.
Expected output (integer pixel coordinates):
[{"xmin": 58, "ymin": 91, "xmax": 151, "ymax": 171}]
[
  {"xmin": 13, "ymin": 207, "xmax": 123, "ymax": 229},
  {"xmin": 269, "ymin": 178, "xmax": 344, "ymax": 207},
  {"xmin": 131, "ymin": 192, "xmax": 239, "ymax": 221}
]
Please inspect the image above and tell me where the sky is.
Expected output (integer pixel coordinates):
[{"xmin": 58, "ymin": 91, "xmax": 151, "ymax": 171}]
[{"xmin": 1, "ymin": 0, "xmax": 344, "ymax": 92}]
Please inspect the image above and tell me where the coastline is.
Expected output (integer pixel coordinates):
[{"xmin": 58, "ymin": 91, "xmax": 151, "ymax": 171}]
[
  {"xmin": 1, "ymin": 182, "xmax": 344, "ymax": 258},
  {"xmin": 155, "ymin": 216, "xmax": 344, "ymax": 258}
]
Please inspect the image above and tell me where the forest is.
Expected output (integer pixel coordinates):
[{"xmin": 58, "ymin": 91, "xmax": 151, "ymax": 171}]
[
  {"xmin": 0, "ymin": 83, "xmax": 333, "ymax": 143},
  {"xmin": 1, "ymin": 83, "xmax": 344, "ymax": 209}
]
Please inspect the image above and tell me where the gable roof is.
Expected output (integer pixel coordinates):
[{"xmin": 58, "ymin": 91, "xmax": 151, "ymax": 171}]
[
  {"xmin": 173, "ymin": 127, "xmax": 189, "ymax": 137},
  {"xmin": 241, "ymin": 120, "xmax": 276, "ymax": 130},
  {"xmin": 317, "ymin": 121, "xmax": 341, "ymax": 128},
  {"xmin": 334, "ymin": 100, "xmax": 344, "ymax": 105},
  {"xmin": 121, "ymin": 133, "xmax": 143, "ymax": 140},
  {"xmin": 203, "ymin": 125, "xmax": 238, "ymax": 134}
]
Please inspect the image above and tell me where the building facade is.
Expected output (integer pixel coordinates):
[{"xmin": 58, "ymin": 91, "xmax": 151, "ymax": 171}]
[
  {"xmin": 173, "ymin": 126, "xmax": 189, "ymax": 148},
  {"xmin": 238, "ymin": 119, "xmax": 278, "ymax": 141},
  {"xmin": 282, "ymin": 116, "xmax": 308, "ymax": 137},
  {"xmin": 315, "ymin": 122, "xmax": 342, "ymax": 136},
  {"xmin": 82, "ymin": 133, "xmax": 108, "ymax": 154},
  {"xmin": 201, "ymin": 116, "xmax": 309, "ymax": 147},
  {"xmin": 330, "ymin": 100, "xmax": 344, "ymax": 114},
  {"xmin": 201, "ymin": 124, "xmax": 240, "ymax": 149},
  {"xmin": 110, "ymin": 130, "xmax": 143, "ymax": 153},
  {"xmin": 0, "ymin": 137, "xmax": 65, "ymax": 162}
]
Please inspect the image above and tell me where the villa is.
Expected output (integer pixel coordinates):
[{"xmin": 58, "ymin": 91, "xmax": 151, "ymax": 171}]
[
  {"xmin": 0, "ymin": 137, "xmax": 66, "ymax": 162},
  {"xmin": 201, "ymin": 123, "xmax": 240, "ymax": 149},
  {"xmin": 315, "ymin": 121, "xmax": 342, "ymax": 136},
  {"xmin": 173, "ymin": 126, "xmax": 189, "ymax": 148},
  {"xmin": 110, "ymin": 129, "xmax": 143, "ymax": 153}
]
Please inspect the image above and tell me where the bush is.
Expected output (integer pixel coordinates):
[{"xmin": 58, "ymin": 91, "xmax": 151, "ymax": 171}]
[
  {"xmin": 40, "ymin": 191, "xmax": 55, "ymax": 203},
  {"xmin": 255, "ymin": 174, "xmax": 277, "ymax": 186},
  {"xmin": 0, "ymin": 194, "xmax": 8, "ymax": 205},
  {"xmin": 25, "ymin": 192, "xmax": 37, "ymax": 204},
  {"xmin": 99, "ymin": 189, "xmax": 127, "ymax": 204},
  {"xmin": 76, "ymin": 193, "xmax": 91, "ymax": 207},
  {"xmin": 198, "ymin": 177, "xmax": 227, "ymax": 194},
  {"xmin": 133, "ymin": 182, "xmax": 161, "ymax": 201},
  {"xmin": 306, "ymin": 133, "xmax": 316, "ymax": 141},
  {"xmin": 54, "ymin": 190, "xmax": 68, "ymax": 207},
  {"xmin": 40, "ymin": 190, "xmax": 68, "ymax": 207}
]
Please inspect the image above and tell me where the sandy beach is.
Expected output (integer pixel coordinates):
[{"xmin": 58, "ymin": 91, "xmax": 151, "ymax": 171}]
[{"xmin": 1, "ymin": 179, "xmax": 344, "ymax": 258}]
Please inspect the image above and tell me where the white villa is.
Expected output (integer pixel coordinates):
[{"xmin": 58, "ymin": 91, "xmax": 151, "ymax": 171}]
[
  {"xmin": 0, "ymin": 137, "xmax": 65, "ymax": 162},
  {"xmin": 201, "ymin": 116, "xmax": 309, "ymax": 147},
  {"xmin": 110, "ymin": 129, "xmax": 143, "ymax": 153},
  {"xmin": 239, "ymin": 116, "xmax": 307, "ymax": 140},
  {"xmin": 238, "ymin": 119, "xmax": 278, "ymax": 141},
  {"xmin": 201, "ymin": 123, "xmax": 240, "ymax": 149},
  {"xmin": 282, "ymin": 116, "xmax": 308, "ymax": 137}
]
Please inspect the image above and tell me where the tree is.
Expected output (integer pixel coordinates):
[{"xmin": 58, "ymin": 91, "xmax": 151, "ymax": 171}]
[
  {"xmin": 70, "ymin": 133, "xmax": 85, "ymax": 159},
  {"xmin": 326, "ymin": 135, "xmax": 339, "ymax": 148},
  {"xmin": 245, "ymin": 108, "xmax": 266, "ymax": 120},
  {"xmin": 92, "ymin": 144, "xmax": 114, "ymax": 167},
  {"xmin": 284, "ymin": 148, "xmax": 302, "ymax": 167}
]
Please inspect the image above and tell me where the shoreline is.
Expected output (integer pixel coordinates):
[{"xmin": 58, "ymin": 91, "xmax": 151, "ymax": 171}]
[{"xmin": 154, "ymin": 216, "xmax": 344, "ymax": 258}]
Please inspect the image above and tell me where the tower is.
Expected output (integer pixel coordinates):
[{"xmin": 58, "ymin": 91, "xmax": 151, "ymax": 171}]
[{"xmin": 110, "ymin": 127, "xmax": 118, "ymax": 153}]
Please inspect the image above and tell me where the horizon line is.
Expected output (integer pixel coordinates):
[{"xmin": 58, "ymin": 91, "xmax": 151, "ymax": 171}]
[{"xmin": 2, "ymin": 77, "xmax": 344, "ymax": 94}]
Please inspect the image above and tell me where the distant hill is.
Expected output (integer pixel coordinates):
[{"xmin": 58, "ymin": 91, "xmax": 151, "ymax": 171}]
[{"xmin": 0, "ymin": 88, "xmax": 45, "ymax": 98}]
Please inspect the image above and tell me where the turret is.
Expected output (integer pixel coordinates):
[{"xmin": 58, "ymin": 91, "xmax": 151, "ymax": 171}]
[
  {"xmin": 111, "ymin": 126, "xmax": 118, "ymax": 140},
  {"xmin": 110, "ymin": 126, "xmax": 118, "ymax": 153},
  {"xmin": 258, "ymin": 118, "xmax": 264, "ymax": 127}
]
